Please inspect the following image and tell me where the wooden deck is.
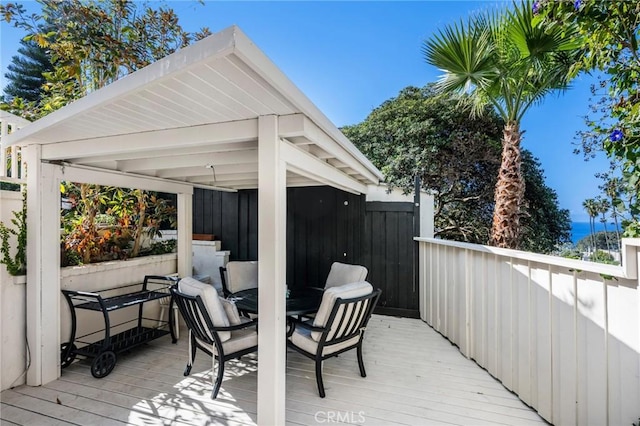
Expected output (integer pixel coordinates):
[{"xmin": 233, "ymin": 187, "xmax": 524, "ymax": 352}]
[{"xmin": 1, "ymin": 315, "xmax": 545, "ymax": 425}]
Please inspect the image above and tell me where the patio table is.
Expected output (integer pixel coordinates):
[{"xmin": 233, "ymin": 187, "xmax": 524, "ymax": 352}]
[{"xmin": 229, "ymin": 287, "xmax": 324, "ymax": 316}]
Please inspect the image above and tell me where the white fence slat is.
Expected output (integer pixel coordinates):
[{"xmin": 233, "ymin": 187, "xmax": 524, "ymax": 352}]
[
  {"xmin": 551, "ymin": 267, "xmax": 578, "ymax": 426},
  {"xmin": 486, "ymin": 254, "xmax": 499, "ymax": 377},
  {"xmin": 576, "ymin": 274, "xmax": 607, "ymax": 426},
  {"xmin": 441, "ymin": 244, "xmax": 447, "ymax": 333},
  {"xmin": 467, "ymin": 251, "xmax": 484, "ymax": 363},
  {"xmin": 499, "ymin": 257, "xmax": 513, "ymax": 390},
  {"xmin": 470, "ymin": 251, "xmax": 485, "ymax": 363},
  {"xmin": 514, "ymin": 261, "xmax": 531, "ymax": 401},
  {"xmin": 427, "ymin": 243, "xmax": 434, "ymax": 325},
  {"xmin": 445, "ymin": 245, "xmax": 454, "ymax": 339},
  {"xmin": 531, "ymin": 264, "xmax": 553, "ymax": 421},
  {"xmin": 453, "ymin": 247, "xmax": 465, "ymax": 350},
  {"xmin": 606, "ymin": 282, "xmax": 640, "ymax": 426}
]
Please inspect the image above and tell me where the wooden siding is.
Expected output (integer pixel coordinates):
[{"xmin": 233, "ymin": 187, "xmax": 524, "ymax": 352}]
[
  {"xmin": 363, "ymin": 202, "xmax": 418, "ymax": 318},
  {"xmin": 193, "ymin": 187, "xmax": 419, "ymax": 315},
  {"xmin": 1, "ymin": 315, "xmax": 544, "ymax": 426},
  {"xmin": 193, "ymin": 189, "xmax": 258, "ymax": 261},
  {"xmin": 417, "ymin": 238, "xmax": 640, "ymax": 426}
]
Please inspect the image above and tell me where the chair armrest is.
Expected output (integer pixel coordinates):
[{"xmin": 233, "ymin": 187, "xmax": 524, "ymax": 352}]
[
  {"xmin": 286, "ymin": 316, "xmax": 325, "ymax": 337},
  {"xmin": 212, "ymin": 318, "xmax": 258, "ymax": 332}
]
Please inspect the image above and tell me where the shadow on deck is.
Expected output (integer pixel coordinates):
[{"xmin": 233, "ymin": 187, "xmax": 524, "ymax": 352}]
[{"xmin": 1, "ymin": 315, "xmax": 545, "ymax": 425}]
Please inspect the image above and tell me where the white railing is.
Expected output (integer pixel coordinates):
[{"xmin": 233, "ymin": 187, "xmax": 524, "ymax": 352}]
[
  {"xmin": 416, "ymin": 237, "xmax": 640, "ymax": 426},
  {"xmin": 0, "ymin": 111, "xmax": 30, "ymax": 183}
]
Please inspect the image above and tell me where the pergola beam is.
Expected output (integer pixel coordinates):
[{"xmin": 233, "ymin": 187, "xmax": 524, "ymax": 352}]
[
  {"xmin": 41, "ymin": 119, "xmax": 258, "ymax": 160},
  {"xmin": 117, "ymin": 150, "xmax": 257, "ymax": 172},
  {"xmin": 278, "ymin": 114, "xmax": 379, "ymax": 184},
  {"xmin": 72, "ymin": 141, "xmax": 259, "ymax": 165},
  {"xmin": 280, "ymin": 140, "xmax": 367, "ymax": 194},
  {"xmin": 157, "ymin": 163, "xmax": 258, "ymax": 179}
]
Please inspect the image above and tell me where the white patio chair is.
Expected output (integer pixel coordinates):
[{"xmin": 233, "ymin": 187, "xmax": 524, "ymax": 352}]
[
  {"xmin": 286, "ymin": 281, "xmax": 381, "ymax": 397},
  {"xmin": 172, "ymin": 277, "xmax": 258, "ymax": 399},
  {"xmin": 219, "ymin": 261, "xmax": 258, "ymax": 297},
  {"xmin": 323, "ymin": 262, "xmax": 368, "ymax": 289}
]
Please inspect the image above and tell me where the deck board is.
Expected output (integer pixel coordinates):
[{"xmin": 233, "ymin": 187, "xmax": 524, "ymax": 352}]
[{"xmin": 1, "ymin": 315, "xmax": 545, "ymax": 425}]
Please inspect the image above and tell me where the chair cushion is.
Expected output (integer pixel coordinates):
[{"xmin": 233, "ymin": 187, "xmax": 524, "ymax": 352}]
[
  {"xmin": 290, "ymin": 327, "xmax": 361, "ymax": 356},
  {"xmin": 324, "ymin": 262, "xmax": 368, "ymax": 289},
  {"xmin": 220, "ymin": 298, "xmax": 242, "ymax": 325},
  {"xmin": 196, "ymin": 327, "xmax": 258, "ymax": 356},
  {"xmin": 179, "ymin": 276, "xmax": 231, "ymax": 342},
  {"xmin": 226, "ymin": 261, "xmax": 259, "ymax": 293},
  {"xmin": 312, "ymin": 281, "xmax": 373, "ymax": 341}
]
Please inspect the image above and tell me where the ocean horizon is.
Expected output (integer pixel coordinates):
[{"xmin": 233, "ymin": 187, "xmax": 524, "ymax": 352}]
[{"xmin": 571, "ymin": 221, "xmax": 617, "ymax": 244}]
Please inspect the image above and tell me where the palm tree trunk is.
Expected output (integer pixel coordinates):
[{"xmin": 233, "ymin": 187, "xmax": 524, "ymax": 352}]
[
  {"xmin": 589, "ymin": 216, "xmax": 595, "ymax": 254},
  {"xmin": 490, "ymin": 121, "xmax": 524, "ymax": 249},
  {"xmin": 601, "ymin": 215, "xmax": 611, "ymax": 252},
  {"xmin": 612, "ymin": 208, "xmax": 621, "ymax": 252}
]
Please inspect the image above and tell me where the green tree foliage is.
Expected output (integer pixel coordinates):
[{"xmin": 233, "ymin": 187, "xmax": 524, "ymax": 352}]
[
  {"xmin": 3, "ymin": 38, "xmax": 53, "ymax": 102},
  {"xmin": 0, "ymin": 190, "xmax": 27, "ymax": 276},
  {"xmin": 342, "ymin": 85, "xmax": 570, "ymax": 253},
  {"xmin": 0, "ymin": 0, "xmax": 211, "ymax": 118},
  {"xmin": 541, "ymin": 1, "xmax": 640, "ymax": 236},
  {"xmin": 423, "ymin": 0, "xmax": 581, "ymax": 249},
  {"xmin": 576, "ymin": 231, "xmax": 619, "ymax": 253},
  {"xmin": 0, "ymin": 0, "xmax": 197, "ymax": 268}
]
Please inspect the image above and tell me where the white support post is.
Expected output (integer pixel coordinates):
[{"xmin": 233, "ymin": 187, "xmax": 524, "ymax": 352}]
[
  {"xmin": 177, "ymin": 192, "xmax": 193, "ymax": 278},
  {"xmin": 420, "ymin": 192, "xmax": 435, "ymax": 238},
  {"xmin": 257, "ymin": 115, "xmax": 287, "ymax": 425},
  {"xmin": 25, "ymin": 146, "xmax": 61, "ymax": 385}
]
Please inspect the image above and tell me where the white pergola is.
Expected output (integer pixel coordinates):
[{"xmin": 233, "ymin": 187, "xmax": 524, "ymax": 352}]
[{"xmin": 4, "ymin": 26, "xmax": 382, "ymax": 424}]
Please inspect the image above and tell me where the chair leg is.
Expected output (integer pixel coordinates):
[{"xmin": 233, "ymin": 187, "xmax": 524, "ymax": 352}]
[
  {"xmin": 173, "ymin": 306, "xmax": 180, "ymax": 340},
  {"xmin": 357, "ymin": 343, "xmax": 366, "ymax": 377},
  {"xmin": 212, "ymin": 356, "xmax": 225, "ymax": 399},
  {"xmin": 184, "ymin": 332, "xmax": 196, "ymax": 376},
  {"xmin": 315, "ymin": 356, "xmax": 326, "ymax": 398}
]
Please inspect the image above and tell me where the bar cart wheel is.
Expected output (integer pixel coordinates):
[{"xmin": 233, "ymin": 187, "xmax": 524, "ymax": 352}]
[
  {"xmin": 91, "ymin": 350, "xmax": 117, "ymax": 378},
  {"xmin": 60, "ymin": 343, "xmax": 77, "ymax": 368}
]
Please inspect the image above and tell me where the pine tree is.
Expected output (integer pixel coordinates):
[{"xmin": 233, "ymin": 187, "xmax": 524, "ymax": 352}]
[{"xmin": 3, "ymin": 38, "xmax": 53, "ymax": 103}]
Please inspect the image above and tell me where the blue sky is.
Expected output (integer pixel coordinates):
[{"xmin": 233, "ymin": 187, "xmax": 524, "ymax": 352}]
[{"xmin": 0, "ymin": 1, "xmax": 609, "ymax": 222}]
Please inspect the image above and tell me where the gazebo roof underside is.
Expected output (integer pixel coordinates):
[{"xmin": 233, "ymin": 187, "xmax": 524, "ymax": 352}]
[{"xmin": 5, "ymin": 26, "xmax": 382, "ymax": 193}]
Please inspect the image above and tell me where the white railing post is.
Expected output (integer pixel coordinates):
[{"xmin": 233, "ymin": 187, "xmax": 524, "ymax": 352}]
[
  {"xmin": 1, "ymin": 120, "xmax": 8, "ymax": 178},
  {"xmin": 1, "ymin": 112, "xmax": 31, "ymax": 182},
  {"xmin": 10, "ymin": 145, "xmax": 19, "ymax": 179}
]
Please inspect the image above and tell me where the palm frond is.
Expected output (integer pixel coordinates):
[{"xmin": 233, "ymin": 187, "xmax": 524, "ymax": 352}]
[{"xmin": 422, "ymin": 17, "xmax": 498, "ymax": 95}]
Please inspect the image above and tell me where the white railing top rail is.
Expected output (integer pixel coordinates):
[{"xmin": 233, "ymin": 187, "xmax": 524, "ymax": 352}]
[{"xmin": 415, "ymin": 236, "xmax": 640, "ymax": 280}]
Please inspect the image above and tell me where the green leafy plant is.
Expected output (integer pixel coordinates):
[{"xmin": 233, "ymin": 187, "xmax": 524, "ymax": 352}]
[
  {"xmin": 590, "ymin": 250, "xmax": 618, "ymax": 265},
  {"xmin": 60, "ymin": 182, "xmax": 177, "ymax": 265},
  {"xmin": 0, "ymin": 189, "xmax": 27, "ymax": 275},
  {"xmin": 139, "ymin": 239, "xmax": 177, "ymax": 256}
]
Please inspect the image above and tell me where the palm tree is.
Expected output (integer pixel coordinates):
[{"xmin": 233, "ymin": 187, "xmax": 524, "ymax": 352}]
[
  {"xmin": 596, "ymin": 197, "xmax": 612, "ymax": 252},
  {"xmin": 583, "ymin": 198, "xmax": 598, "ymax": 254},
  {"xmin": 604, "ymin": 177, "xmax": 622, "ymax": 252},
  {"xmin": 423, "ymin": 1, "xmax": 580, "ymax": 248}
]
